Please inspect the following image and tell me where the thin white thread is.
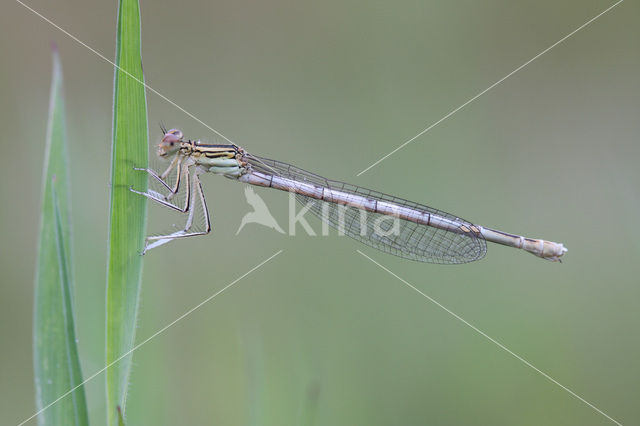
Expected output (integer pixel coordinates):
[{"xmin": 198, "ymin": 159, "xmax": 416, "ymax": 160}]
[
  {"xmin": 357, "ymin": 250, "xmax": 622, "ymax": 426},
  {"xmin": 356, "ymin": 0, "xmax": 624, "ymax": 176},
  {"xmin": 18, "ymin": 250, "xmax": 283, "ymax": 426},
  {"xmin": 15, "ymin": 0, "xmax": 236, "ymax": 145}
]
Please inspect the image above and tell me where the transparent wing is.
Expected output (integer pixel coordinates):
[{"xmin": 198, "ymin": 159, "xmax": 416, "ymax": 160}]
[{"xmin": 245, "ymin": 155, "xmax": 486, "ymax": 264}]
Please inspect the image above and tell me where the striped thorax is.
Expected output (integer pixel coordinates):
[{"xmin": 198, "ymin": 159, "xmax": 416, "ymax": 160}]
[{"xmin": 158, "ymin": 128, "xmax": 246, "ymax": 178}]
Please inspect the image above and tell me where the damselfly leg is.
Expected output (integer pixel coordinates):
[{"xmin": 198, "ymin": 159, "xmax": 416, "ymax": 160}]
[
  {"xmin": 131, "ymin": 153, "xmax": 191, "ymax": 211},
  {"xmin": 138, "ymin": 154, "xmax": 182, "ymax": 195},
  {"xmin": 131, "ymin": 162, "xmax": 211, "ymax": 253}
]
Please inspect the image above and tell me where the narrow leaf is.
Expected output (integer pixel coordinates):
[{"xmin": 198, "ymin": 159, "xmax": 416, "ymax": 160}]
[
  {"xmin": 117, "ymin": 406, "xmax": 126, "ymax": 426},
  {"xmin": 105, "ymin": 0, "xmax": 148, "ymax": 424},
  {"xmin": 33, "ymin": 47, "xmax": 89, "ymax": 426}
]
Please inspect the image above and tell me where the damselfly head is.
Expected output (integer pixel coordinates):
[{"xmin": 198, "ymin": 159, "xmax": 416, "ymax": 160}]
[{"xmin": 157, "ymin": 128, "xmax": 184, "ymax": 157}]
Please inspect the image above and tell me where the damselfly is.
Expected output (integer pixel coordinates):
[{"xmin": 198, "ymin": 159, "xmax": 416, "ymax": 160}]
[{"xmin": 130, "ymin": 128, "xmax": 567, "ymax": 263}]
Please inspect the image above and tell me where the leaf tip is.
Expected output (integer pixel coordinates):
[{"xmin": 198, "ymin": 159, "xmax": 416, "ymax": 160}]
[
  {"xmin": 50, "ymin": 43, "xmax": 62, "ymax": 75},
  {"xmin": 117, "ymin": 405, "xmax": 126, "ymax": 426}
]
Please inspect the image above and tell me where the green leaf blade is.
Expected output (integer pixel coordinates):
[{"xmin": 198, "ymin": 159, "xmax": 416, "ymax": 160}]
[
  {"xmin": 105, "ymin": 0, "xmax": 148, "ymax": 424},
  {"xmin": 34, "ymin": 47, "xmax": 89, "ymax": 426}
]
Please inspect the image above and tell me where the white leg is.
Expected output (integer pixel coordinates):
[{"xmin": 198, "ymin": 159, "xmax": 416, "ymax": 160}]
[{"xmin": 143, "ymin": 169, "xmax": 211, "ymax": 253}]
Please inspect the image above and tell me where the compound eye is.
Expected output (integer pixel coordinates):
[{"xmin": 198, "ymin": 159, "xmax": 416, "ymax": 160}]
[
  {"xmin": 162, "ymin": 129, "xmax": 183, "ymax": 146},
  {"xmin": 168, "ymin": 129, "xmax": 183, "ymax": 140}
]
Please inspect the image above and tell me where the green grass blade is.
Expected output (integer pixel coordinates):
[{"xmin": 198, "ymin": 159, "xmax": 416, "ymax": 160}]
[
  {"xmin": 117, "ymin": 406, "xmax": 126, "ymax": 426},
  {"xmin": 33, "ymin": 47, "xmax": 89, "ymax": 426},
  {"xmin": 105, "ymin": 0, "xmax": 148, "ymax": 424}
]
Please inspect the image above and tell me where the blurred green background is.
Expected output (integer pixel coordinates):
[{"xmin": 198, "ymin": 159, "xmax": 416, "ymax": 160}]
[{"xmin": 2, "ymin": 0, "xmax": 639, "ymax": 424}]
